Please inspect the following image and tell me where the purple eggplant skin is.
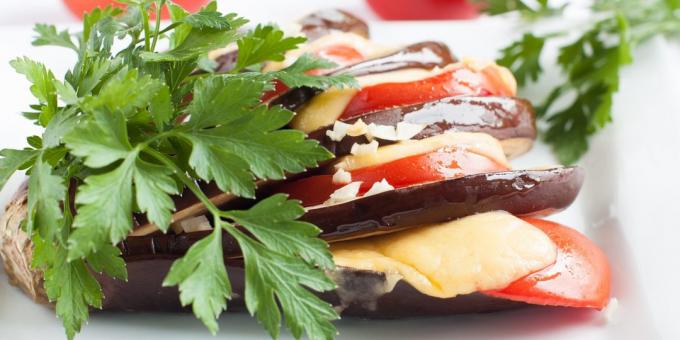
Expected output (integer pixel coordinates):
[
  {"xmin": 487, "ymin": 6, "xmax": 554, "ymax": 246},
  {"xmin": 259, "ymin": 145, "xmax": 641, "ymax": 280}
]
[
  {"xmin": 303, "ymin": 166, "xmax": 583, "ymax": 241},
  {"xmin": 270, "ymin": 41, "xmax": 456, "ymax": 111},
  {"xmin": 97, "ymin": 258, "xmax": 524, "ymax": 315},
  {"xmin": 298, "ymin": 9, "xmax": 370, "ymax": 41},
  {"xmin": 122, "ymin": 166, "xmax": 583, "ymax": 259},
  {"xmin": 307, "ymin": 95, "xmax": 536, "ymax": 158}
]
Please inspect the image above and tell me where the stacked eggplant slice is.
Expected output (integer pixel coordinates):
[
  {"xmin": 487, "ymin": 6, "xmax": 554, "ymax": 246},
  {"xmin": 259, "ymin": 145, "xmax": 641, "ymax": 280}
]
[{"xmin": 92, "ymin": 9, "xmax": 612, "ymax": 314}]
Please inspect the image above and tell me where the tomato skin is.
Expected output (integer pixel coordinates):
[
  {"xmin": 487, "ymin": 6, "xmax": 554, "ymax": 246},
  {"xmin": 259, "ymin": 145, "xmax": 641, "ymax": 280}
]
[
  {"xmin": 484, "ymin": 218, "xmax": 611, "ymax": 309},
  {"xmin": 367, "ymin": 0, "xmax": 480, "ymax": 20},
  {"xmin": 340, "ymin": 65, "xmax": 509, "ymax": 120},
  {"xmin": 63, "ymin": 0, "xmax": 208, "ymax": 19},
  {"xmin": 351, "ymin": 147, "xmax": 507, "ymax": 192},
  {"xmin": 275, "ymin": 148, "xmax": 507, "ymax": 206}
]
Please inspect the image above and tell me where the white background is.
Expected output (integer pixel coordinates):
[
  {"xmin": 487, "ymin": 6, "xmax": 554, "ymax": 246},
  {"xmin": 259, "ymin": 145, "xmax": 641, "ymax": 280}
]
[{"xmin": 1, "ymin": 1, "xmax": 680, "ymax": 339}]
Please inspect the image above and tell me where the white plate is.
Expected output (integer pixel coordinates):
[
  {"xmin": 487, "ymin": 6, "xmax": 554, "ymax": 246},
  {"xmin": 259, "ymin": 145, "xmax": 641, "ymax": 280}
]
[{"xmin": 1, "ymin": 14, "xmax": 679, "ymax": 340}]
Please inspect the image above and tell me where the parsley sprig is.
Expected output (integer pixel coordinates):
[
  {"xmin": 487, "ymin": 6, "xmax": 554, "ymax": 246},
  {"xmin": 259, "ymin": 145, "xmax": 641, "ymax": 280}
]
[
  {"xmin": 484, "ymin": 0, "xmax": 680, "ymax": 163},
  {"xmin": 0, "ymin": 1, "xmax": 356, "ymax": 339}
]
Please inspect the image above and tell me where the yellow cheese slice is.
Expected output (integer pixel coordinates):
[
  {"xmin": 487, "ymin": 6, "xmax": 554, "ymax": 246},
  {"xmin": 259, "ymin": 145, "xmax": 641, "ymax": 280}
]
[
  {"xmin": 334, "ymin": 131, "xmax": 510, "ymax": 171},
  {"xmin": 331, "ymin": 211, "xmax": 556, "ymax": 298}
]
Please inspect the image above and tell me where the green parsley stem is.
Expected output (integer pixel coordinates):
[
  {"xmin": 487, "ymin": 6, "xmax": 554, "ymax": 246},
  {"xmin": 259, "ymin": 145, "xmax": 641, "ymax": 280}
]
[
  {"xmin": 142, "ymin": 147, "xmax": 221, "ymax": 217},
  {"xmin": 141, "ymin": 4, "xmax": 151, "ymax": 51},
  {"xmin": 150, "ymin": 0, "xmax": 166, "ymax": 52}
]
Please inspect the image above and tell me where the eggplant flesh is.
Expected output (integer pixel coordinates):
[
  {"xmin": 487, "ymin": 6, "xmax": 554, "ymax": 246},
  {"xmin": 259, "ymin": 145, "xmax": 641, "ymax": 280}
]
[
  {"xmin": 271, "ymin": 41, "xmax": 456, "ymax": 111},
  {"xmin": 122, "ymin": 166, "xmax": 583, "ymax": 259},
  {"xmin": 307, "ymin": 95, "xmax": 536, "ymax": 158},
  {"xmin": 97, "ymin": 258, "xmax": 525, "ymax": 315}
]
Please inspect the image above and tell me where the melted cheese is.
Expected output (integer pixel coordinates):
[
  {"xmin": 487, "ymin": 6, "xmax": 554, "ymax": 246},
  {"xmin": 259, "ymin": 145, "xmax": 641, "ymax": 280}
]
[
  {"xmin": 331, "ymin": 211, "xmax": 557, "ymax": 298},
  {"xmin": 334, "ymin": 131, "xmax": 509, "ymax": 171}
]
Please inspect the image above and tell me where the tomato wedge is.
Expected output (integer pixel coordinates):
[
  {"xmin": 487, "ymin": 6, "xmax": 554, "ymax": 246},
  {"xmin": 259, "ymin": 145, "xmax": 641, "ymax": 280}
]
[
  {"xmin": 340, "ymin": 64, "xmax": 514, "ymax": 120},
  {"xmin": 484, "ymin": 218, "xmax": 611, "ymax": 309},
  {"xmin": 275, "ymin": 148, "xmax": 507, "ymax": 206}
]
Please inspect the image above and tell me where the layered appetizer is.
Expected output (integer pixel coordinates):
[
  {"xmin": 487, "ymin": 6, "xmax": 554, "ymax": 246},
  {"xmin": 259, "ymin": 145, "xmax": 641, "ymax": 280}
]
[{"xmin": 0, "ymin": 5, "xmax": 611, "ymax": 340}]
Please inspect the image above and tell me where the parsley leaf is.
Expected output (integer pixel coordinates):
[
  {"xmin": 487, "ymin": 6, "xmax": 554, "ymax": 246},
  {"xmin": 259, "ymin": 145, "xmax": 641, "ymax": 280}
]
[
  {"xmin": 487, "ymin": 0, "xmax": 680, "ymax": 163},
  {"xmin": 86, "ymin": 243, "xmax": 128, "ymax": 281},
  {"xmin": 141, "ymin": 14, "xmax": 246, "ymax": 62},
  {"xmin": 272, "ymin": 54, "xmax": 359, "ymax": 89},
  {"xmin": 10, "ymin": 57, "xmax": 58, "ymax": 126},
  {"xmin": 4, "ymin": 2, "xmax": 356, "ymax": 339},
  {"xmin": 33, "ymin": 236, "xmax": 103, "ymax": 340},
  {"xmin": 26, "ymin": 156, "xmax": 66, "ymax": 241},
  {"xmin": 185, "ymin": 76, "xmax": 268, "ymax": 129},
  {"xmin": 133, "ymin": 159, "xmax": 180, "ymax": 231},
  {"xmin": 32, "ymin": 24, "xmax": 78, "ymax": 51},
  {"xmin": 163, "ymin": 227, "xmax": 231, "ymax": 334},
  {"xmin": 228, "ymin": 194, "xmax": 334, "ymax": 269},
  {"xmin": 230, "ymin": 227, "xmax": 338, "ymax": 340},
  {"xmin": 67, "ymin": 153, "xmax": 136, "ymax": 260},
  {"xmin": 184, "ymin": 10, "xmax": 233, "ymax": 30},
  {"xmin": 497, "ymin": 33, "xmax": 546, "ymax": 87},
  {"xmin": 0, "ymin": 148, "xmax": 38, "ymax": 188},
  {"xmin": 180, "ymin": 106, "xmax": 332, "ymax": 180},
  {"xmin": 63, "ymin": 112, "xmax": 132, "ymax": 168},
  {"xmin": 234, "ymin": 25, "xmax": 307, "ymax": 71}
]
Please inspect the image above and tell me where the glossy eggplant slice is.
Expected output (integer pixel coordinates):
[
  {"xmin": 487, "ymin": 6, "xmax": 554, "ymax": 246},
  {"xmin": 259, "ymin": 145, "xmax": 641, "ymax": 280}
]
[
  {"xmin": 96, "ymin": 259, "xmax": 524, "ymax": 315},
  {"xmin": 307, "ymin": 96, "xmax": 536, "ymax": 158},
  {"xmin": 271, "ymin": 41, "xmax": 456, "ymax": 111},
  {"xmin": 303, "ymin": 166, "xmax": 583, "ymax": 240},
  {"xmin": 298, "ymin": 9, "xmax": 370, "ymax": 41},
  {"xmin": 125, "ymin": 166, "xmax": 582, "ymax": 257}
]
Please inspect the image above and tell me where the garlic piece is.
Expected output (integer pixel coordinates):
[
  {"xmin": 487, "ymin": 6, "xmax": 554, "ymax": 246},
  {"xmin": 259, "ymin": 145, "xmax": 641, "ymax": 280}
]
[
  {"xmin": 326, "ymin": 182, "xmax": 362, "ymax": 205},
  {"xmin": 367, "ymin": 123, "xmax": 397, "ymax": 141},
  {"xmin": 363, "ymin": 179, "xmax": 395, "ymax": 196},
  {"xmin": 396, "ymin": 122, "xmax": 426, "ymax": 140},
  {"xmin": 350, "ymin": 140, "xmax": 379, "ymax": 156},
  {"xmin": 346, "ymin": 119, "xmax": 369, "ymax": 137},
  {"xmin": 332, "ymin": 168, "xmax": 353, "ymax": 185},
  {"xmin": 326, "ymin": 121, "xmax": 352, "ymax": 142}
]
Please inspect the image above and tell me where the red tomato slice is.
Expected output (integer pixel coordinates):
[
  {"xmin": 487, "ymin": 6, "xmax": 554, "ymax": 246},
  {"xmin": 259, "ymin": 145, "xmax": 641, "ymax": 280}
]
[
  {"xmin": 484, "ymin": 218, "xmax": 611, "ymax": 309},
  {"xmin": 276, "ymin": 148, "xmax": 507, "ymax": 206},
  {"xmin": 307, "ymin": 45, "xmax": 365, "ymax": 76},
  {"xmin": 340, "ymin": 64, "xmax": 512, "ymax": 120}
]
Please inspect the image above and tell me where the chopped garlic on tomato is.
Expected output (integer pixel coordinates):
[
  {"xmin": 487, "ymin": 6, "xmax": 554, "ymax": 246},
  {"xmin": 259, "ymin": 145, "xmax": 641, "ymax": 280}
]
[
  {"xmin": 326, "ymin": 121, "xmax": 352, "ymax": 141},
  {"xmin": 346, "ymin": 119, "xmax": 369, "ymax": 137},
  {"xmin": 326, "ymin": 181, "xmax": 362, "ymax": 204},
  {"xmin": 332, "ymin": 168, "xmax": 353, "ymax": 185},
  {"xmin": 350, "ymin": 140, "xmax": 379, "ymax": 156},
  {"xmin": 366, "ymin": 123, "xmax": 397, "ymax": 141},
  {"xmin": 396, "ymin": 122, "xmax": 426, "ymax": 140},
  {"xmin": 364, "ymin": 179, "xmax": 394, "ymax": 196}
]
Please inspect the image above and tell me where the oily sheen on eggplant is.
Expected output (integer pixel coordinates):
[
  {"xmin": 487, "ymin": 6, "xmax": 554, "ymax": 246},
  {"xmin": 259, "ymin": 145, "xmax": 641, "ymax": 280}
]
[
  {"xmin": 307, "ymin": 95, "xmax": 537, "ymax": 158},
  {"xmin": 0, "ymin": 168, "xmax": 578, "ymax": 315},
  {"xmin": 95, "ymin": 258, "xmax": 525, "ymax": 315},
  {"xmin": 124, "ymin": 166, "xmax": 583, "ymax": 259},
  {"xmin": 271, "ymin": 41, "xmax": 456, "ymax": 111}
]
